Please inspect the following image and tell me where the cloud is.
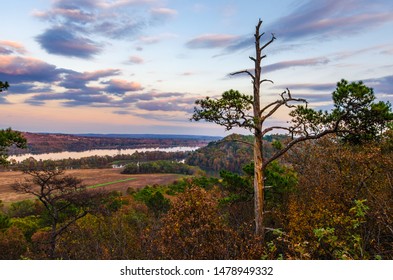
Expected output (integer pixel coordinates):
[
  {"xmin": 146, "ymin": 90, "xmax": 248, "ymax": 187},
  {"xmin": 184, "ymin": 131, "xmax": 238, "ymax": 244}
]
[
  {"xmin": 59, "ymin": 69, "xmax": 120, "ymax": 89},
  {"xmin": 135, "ymin": 95, "xmax": 196, "ymax": 113},
  {"xmin": 36, "ymin": 27, "xmax": 102, "ymax": 59},
  {"xmin": 150, "ymin": 7, "xmax": 178, "ymax": 22},
  {"xmin": 112, "ymin": 110, "xmax": 130, "ymax": 115},
  {"xmin": 267, "ymin": 0, "xmax": 393, "ymax": 41},
  {"xmin": 121, "ymin": 91, "xmax": 185, "ymax": 103},
  {"xmin": 137, "ymin": 33, "xmax": 177, "ymax": 45},
  {"xmin": 271, "ymin": 83, "xmax": 336, "ymax": 103},
  {"xmin": 380, "ymin": 47, "xmax": 393, "ymax": 55},
  {"xmin": 6, "ymin": 83, "xmax": 54, "ymax": 95},
  {"xmin": 93, "ymin": 19, "xmax": 144, "ymax": 39},
  {"xmin": 186, "ymin": 34, "xmax": 241, "ymax": 49},
  {"xmin": 0, "ymin": 96, "xmax": 11, "ymax": 104},
  {"xmin": 136, "ymin": 100, "xmax": 193, "ymax": 112},
  {"xmin": 0, "ymin": 41, "xmax": 27, "ymax": 55},
  {"xmin": 0, "ymin": 56, "xmax": 63, "ymax": 83},
  {"xmin": 25, "ymin": 87, "xmax": 191, "ymax": 111},
  {"xmin": 270, "ymin": 76, "xmax": 393, "ymax": 104},
  {"xmin": 364, "ymin": 75, "xmax": 393, "ymax": 95},
  {"xmin": 103, "ymin": 79, "xmax": 143, "ymax": 95},
  {"xmin": 128, "ymin": 56, "xmax": 144, "ymax": 64},
  {"xmin": 26, "ymin": 87, "xmax": 126, "ymax": 108},
  {"xmin": 224, "ymin": 37, "xmax": 254, "ymax": 52},
  {"xmin": 229, "ymin": 56, "xmax": 331, "ymax": 79},
  {"xmin": 33, "ymin": 7, "xmax": 95, "ymax": 23},
  {"xmin": 34, "ymin": 0, "xmax": 175, "ymax": 58},
  {"xmin": 98, "ymin": 0, "xmax": 160, "ymax": 9},
  {"xmin": 291, "ymin": 93, "xmax": 333, "ymax": 103},
  {"xmin": 209, "ymin": 1, "xmax": 393, "ymax": 55},
  {"xmin": 264, "ymin": 57, "xmax": 330, "ymax": 73},
  {"xmin": 61, "ymin": 94, "xmax": 117, "ymax": 107},
  {"xmin": 278, "ymin": 83, "xmax": 336, "ymax": 92},
  {"xmin": 132, "ymin": 111, "xmax": 191, "ymax": 122}
]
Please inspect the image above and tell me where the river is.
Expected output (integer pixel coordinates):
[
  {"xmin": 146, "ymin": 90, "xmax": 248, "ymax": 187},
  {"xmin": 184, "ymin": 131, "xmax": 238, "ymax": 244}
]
[{"xmin": 9, "ymin": 146, "xmax": 200, "ymax": 162}]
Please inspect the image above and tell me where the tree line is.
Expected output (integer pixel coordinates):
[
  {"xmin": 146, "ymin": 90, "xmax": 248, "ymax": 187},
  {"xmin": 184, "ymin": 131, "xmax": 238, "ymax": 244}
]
[
  {"xmin": 122, "ymin": 160, "xmax": 198, "ymax": 175},
  {"xmin": 4, "ymin": 151, "xmax": 191, "ymax": 171}
]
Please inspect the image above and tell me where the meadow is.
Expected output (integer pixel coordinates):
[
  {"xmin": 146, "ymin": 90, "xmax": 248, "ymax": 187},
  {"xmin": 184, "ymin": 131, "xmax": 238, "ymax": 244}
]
[{"xmin": 0, "ymin": 169, "xmax": 183, "ymax": 204}]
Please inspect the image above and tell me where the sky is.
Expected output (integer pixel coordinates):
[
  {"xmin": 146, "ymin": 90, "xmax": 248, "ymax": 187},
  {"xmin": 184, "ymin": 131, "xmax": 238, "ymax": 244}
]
[{"xmin": 1, "ymin": 0, "xmax": 393, "ymax": 136}]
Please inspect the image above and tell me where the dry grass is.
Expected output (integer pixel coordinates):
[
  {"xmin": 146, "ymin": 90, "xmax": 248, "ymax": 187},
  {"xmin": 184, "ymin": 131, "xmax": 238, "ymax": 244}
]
[{"xmin": 0, "ymin": 169, "xmax": 184, "ymax": 203}]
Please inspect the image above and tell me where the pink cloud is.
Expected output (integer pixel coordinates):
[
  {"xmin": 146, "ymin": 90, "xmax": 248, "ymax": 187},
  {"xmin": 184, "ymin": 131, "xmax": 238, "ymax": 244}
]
[
  {"xmin": 0, "ymin": 41, "xmax": 27, "ymax": 55},
  {"xmin": 186, "ymin": 34, "xmax": 241, "ymax": 49},
  {"xmin": 104, "ymin": 79, "xmax": 143, "ymax": 94},
  {"xmin": 150, "ymin": 7, "xmax": 178, "ymax": 17},
  {"xmin": 80, "ymin": 69, "xmax": 121, "ymax": 80},
  {"xmin": 264, "ymin": 57, "xmax": 330, "ymax": 73},
  {"xmin": 268, "ymin": 0, "xmax": 393, "ymax": 41},
  {"xmin": 129, "ymin": 56, "xmax": 144, "ymax": 64},
  {"xmin": 138, "ymin": 33, "xmax": 177, "ymax": 44},
  {"xmin": 0, "ymin": 56, "xmax": 60, "ymax": 83}
]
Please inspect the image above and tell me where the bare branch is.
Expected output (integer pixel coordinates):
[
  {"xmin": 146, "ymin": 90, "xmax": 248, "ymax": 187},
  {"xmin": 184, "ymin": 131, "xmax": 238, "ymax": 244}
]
[
  {"xmin": 262, "ymin": 126, "xmax": 292, "ymax": 136},
  {"xmin": 230, "ymin": 70, "xmax": 255, "ymax": 80},
  {"xmin": 256, "ymin": 19, "xmax": 263, "ymax": 32},
  {"xmin": 260, "ymin": 79, "xmax": 274, "ymax": 85},
  {"xmin": 260, "ymin": 100, "xmax": 282, "ymax": 116},
  {"xmin": 263, "ymin": 129, "xmax": 335, "ymax": 170},
  {"xmin": 263, "ymin": 117, "xmax": 349, "ymax": 170},
  {"xmin": 260, "ymin": 33, "xmax": 276, "ymax": 52},
  {"xmin": 256, "ymin": 32, "xmax": 265, "ymax": 41},
  {"xmin": 261, "ymin": 100, "xmax": 285, "ymax": 122},
  {"xmin": 260, "ymin": 90, "xmax": 307, "ymax": 122}
]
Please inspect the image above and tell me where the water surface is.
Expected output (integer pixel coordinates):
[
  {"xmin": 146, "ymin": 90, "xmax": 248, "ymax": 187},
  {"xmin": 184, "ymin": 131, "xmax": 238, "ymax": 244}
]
[{"xmin": 10, "ymin": 146, "xmax": 199, "ymax": 162}]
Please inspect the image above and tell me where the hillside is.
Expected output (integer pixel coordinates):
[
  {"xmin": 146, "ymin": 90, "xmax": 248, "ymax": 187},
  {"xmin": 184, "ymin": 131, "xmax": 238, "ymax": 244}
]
[
  {"xmin": 186, "ymin": 133, "xmax": 289, "ymax": 174},
  {"xmin": 185, "ymin": 134, "xmax": 252, "ymax": 174},
  {"xmin": 9, "ymin": 132, "xmax": 220, "ymax": 155}
]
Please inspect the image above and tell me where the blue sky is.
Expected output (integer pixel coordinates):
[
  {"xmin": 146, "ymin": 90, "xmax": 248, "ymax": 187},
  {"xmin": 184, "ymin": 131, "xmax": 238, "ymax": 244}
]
[{"xmin": 1, "ymin": 0, "xmax": 393, "ymax": 136}]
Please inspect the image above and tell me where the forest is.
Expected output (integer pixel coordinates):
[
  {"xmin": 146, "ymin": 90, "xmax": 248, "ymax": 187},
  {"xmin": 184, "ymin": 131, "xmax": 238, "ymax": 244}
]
[{"xmin": 0, "ymin": 131, "xmax": 392, "ymax": 260}]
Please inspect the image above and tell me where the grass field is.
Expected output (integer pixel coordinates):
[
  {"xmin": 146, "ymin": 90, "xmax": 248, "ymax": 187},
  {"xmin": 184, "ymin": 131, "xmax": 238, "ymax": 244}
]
[
  {"xmin": 0, "ymin": 169, "xmax": 184, "ymax": 203},
  {"xmin": 86, "ymin": 177, "xmax": 137, "ymax": 189}
]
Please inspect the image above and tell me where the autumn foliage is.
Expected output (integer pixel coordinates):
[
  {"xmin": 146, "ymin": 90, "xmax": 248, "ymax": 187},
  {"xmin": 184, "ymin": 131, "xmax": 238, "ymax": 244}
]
[
  {"xmin": 0, "ymin": 130, "xmax": 392, "ymax": 259},
  {"xmin": 148, "ymin": 187, "xmax": 264, "ymax": 259}
]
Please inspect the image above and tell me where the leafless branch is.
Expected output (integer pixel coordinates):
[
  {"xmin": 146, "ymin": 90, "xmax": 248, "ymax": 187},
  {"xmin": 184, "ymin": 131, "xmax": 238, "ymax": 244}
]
[
  {"xmin": 230, "ymin": 69, "xmax": 255, "ymax": 80},
  {"xmin": 260, "ymin": 79, "xmax": 274, "ymax": 85},
  {"xmin": 263, "ymin": 118, "xmax": 347, "ymax": 170},
  {"xmin": 260, "ymin": 33, "xmax": 276, "ymax": 52},
  {"xmin": 262, "ymin": 126, "xmax": 292, "ymax": 136}
]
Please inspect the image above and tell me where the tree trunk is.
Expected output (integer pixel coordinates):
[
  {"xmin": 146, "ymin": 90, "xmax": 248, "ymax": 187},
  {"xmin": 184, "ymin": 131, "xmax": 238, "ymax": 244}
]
[
  {"xmin": 49, "ymin": 209, "xmax": 58, "ymax": 259},
  {"xmin": 49, "ymin": 223, "xmax": 57, "ymax": 259},
  {"xmin": 254, "ymin": 130, "xmax": 265, "ymax": 237},
  {"xmin": 252, "ymin": 20, "xmax": 265, "ymax": 238}
]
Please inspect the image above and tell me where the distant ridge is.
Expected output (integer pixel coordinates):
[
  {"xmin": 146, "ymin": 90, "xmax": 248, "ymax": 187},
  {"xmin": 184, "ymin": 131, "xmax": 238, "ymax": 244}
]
[{"xmin": 75, "ymin": 133, "xmax": 222, "ymax": 140}]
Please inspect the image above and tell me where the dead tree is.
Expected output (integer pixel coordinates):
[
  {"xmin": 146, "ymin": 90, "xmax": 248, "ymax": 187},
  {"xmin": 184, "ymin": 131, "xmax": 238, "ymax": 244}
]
[{"xmin": 192, "ymin": 19, "xmax": 393, "ymax": 239}]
